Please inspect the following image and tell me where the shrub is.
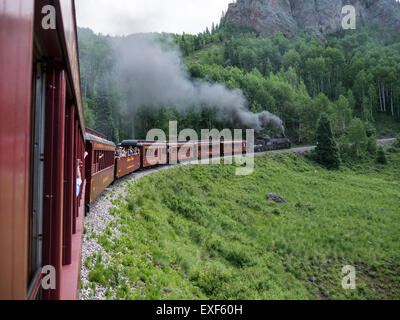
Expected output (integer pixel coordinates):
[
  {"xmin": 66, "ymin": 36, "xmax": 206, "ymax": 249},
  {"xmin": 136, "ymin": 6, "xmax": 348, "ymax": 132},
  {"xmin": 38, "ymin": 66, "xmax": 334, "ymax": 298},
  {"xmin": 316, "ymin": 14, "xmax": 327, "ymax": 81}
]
[
  {"xmin": 191, "ymin": 262, "xmax": 231, "ymax": 297},
  {"xmin": 376, "ymin": 146, "xmax": 387, "ymax": 165},
  {"xmin": 366, "ymin": 136, "xmax": 377, "ymax": 155},
  {"xmin": 223, "ymin": 245, "xmax": 253, "ymax": 268}
]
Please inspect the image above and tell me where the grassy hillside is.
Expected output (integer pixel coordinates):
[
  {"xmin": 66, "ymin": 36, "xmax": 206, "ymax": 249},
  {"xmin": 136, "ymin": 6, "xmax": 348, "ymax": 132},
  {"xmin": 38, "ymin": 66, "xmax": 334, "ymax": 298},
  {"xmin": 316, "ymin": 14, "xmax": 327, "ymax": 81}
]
[
  {"xmin": 84, "ymin": 150, "xmax": 400, "ymax": 300},
  {"xmin": 182, "ymin": 44, "xmax": 225, "ymax": 66}
]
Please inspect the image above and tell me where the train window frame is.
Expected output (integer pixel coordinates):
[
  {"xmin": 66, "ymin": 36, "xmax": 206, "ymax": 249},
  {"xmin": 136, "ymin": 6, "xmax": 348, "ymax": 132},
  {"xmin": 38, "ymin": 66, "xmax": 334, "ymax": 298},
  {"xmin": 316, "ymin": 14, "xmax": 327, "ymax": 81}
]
[{"xmin": 27, "ymin": 61, "xmax": 46, "ymax": 298}]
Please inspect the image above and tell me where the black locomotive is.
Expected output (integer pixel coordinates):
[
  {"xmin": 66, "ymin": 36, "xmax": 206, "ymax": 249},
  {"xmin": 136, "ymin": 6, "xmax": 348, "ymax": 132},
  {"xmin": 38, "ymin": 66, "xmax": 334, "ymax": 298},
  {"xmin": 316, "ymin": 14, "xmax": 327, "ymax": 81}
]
[{"xmin": 254, "ymin": 136, "xmax": 291, "ymax": 152}]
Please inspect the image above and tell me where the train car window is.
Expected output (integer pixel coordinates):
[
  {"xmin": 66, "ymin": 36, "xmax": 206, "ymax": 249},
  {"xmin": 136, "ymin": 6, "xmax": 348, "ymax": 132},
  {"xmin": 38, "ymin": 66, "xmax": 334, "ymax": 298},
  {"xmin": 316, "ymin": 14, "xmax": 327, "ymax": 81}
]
[
  {"xmin": 28, "ymin": 62, "xmax": 46, "ymax": 296},
  {"xmin": 99, "ymin": 152, "xmax": 104, "ymax": 171},
  {"xmin": 91, "ymin": 149, "xmax": 114, "ymax": 173}
]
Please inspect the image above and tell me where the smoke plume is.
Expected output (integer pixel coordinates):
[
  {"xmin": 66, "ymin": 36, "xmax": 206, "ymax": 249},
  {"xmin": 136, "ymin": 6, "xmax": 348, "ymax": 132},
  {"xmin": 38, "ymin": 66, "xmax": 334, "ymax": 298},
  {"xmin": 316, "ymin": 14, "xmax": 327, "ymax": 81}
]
[{"xmin": 114, "ymin": 34, "xmax": 284, "ymax": 134}]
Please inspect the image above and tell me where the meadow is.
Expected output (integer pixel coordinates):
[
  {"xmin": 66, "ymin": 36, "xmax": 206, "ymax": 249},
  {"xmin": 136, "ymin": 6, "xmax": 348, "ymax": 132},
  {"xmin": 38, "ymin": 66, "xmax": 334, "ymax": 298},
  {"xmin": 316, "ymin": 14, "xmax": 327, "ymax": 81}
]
[{"xmin": 85, "ymin": 150, "xmax": 400, "ymax": 300}]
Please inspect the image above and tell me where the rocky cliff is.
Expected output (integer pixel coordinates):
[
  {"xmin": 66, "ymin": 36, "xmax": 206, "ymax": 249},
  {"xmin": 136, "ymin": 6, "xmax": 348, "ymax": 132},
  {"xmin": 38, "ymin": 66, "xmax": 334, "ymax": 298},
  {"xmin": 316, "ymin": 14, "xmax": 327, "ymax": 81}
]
[{"xmin": 225, "ymin": 0, "xmax": 400, "ymax": 39}]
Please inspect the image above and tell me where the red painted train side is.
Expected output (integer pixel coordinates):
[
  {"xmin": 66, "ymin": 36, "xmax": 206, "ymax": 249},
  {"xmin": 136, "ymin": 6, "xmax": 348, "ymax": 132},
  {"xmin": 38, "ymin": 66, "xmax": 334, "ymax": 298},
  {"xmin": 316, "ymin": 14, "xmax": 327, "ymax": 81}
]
[
  {"xmin": 0, "ymin": 0, "xmax": 86, "ymax": 300},
  {"xmin": 84, "ymin": 129, "xmax": 116, "ymax": 205},
  {"xmin": 115, "ymin": 154, "xmax": 141, "ymax": 179}
]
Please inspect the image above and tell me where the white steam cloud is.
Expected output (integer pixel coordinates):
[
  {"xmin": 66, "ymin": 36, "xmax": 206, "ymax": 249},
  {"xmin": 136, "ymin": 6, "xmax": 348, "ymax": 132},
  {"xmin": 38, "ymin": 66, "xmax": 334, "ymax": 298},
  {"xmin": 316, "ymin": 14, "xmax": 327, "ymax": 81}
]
[{"xmin": 114, "ymin": 34, "xmax": 284, "ymax": 134}]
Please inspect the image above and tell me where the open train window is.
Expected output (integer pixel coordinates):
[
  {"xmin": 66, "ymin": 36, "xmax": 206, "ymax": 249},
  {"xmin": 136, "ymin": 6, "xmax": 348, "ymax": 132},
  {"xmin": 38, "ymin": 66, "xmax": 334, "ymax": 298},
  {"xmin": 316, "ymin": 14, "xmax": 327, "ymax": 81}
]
[{"xmin": 27, "ymin": 61, "xmax": 46, "ymax": 299}]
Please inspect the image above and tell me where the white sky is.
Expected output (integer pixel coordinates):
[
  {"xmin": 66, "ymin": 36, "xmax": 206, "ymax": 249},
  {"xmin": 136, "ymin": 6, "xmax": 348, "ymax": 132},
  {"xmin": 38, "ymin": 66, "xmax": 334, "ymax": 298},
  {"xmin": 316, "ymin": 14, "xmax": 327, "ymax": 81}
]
[{"xmin": 75, "ymin": 0, "xmax": 234, "ymax": 35}]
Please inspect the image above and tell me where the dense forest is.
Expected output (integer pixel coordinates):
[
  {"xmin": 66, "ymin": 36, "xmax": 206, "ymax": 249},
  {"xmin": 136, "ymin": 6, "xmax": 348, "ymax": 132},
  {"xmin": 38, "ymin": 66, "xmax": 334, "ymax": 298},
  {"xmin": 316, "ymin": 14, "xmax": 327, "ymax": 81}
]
[{"xmin": 78, "ymin": 16, "xmax": 400, "ymax": 159}]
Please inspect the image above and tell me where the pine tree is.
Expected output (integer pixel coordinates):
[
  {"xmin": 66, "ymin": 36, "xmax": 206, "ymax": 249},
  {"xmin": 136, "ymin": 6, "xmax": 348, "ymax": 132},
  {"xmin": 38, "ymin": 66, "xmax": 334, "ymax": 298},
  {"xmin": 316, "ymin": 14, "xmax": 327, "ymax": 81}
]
[
  {"xmin": 314, "ymin": 113, "xmax": 341, "ymax": 169},
  {"xmin": 376, "ymin": 146, "xmax": 387, "ymax": 164}
]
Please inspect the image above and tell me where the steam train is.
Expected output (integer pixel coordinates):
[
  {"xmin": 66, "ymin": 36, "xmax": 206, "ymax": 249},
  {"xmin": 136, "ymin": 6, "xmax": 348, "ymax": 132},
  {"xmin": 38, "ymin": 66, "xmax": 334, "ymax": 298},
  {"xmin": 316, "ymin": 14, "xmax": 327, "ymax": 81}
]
[
  {"xmin": 0, "ymin": 0, "xmax": 291, "ymax": 300},
  {"xmin": 84, "ymin": 129, "xmax": 248, "ymax": 213},
  {"xmin": 84, "ymin": 131, "xmax": 292, "ymax": 215}
]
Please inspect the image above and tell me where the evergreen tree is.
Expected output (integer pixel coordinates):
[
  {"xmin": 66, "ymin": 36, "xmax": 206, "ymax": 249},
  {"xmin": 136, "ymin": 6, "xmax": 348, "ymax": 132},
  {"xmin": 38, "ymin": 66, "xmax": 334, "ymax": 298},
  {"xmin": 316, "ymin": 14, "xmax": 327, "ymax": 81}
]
[
  {"xmin": 376, "ymin": 146, "xmax": 387, "ymax": 164},
  {"xmin": 314, "ymin": 113, "xmax": 341, "ymax": 169}
]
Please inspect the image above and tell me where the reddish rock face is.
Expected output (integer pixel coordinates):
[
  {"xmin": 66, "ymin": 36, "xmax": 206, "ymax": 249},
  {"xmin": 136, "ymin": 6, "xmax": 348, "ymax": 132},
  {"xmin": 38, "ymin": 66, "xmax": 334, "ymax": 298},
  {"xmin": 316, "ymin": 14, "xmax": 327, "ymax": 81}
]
[
  {"xmin": 225, "ymin": 0, "xmax": 400, "ymax": 39},
  {"xmin": 225, "ymin": 0, "xmax": 297, "ymax": 38}
]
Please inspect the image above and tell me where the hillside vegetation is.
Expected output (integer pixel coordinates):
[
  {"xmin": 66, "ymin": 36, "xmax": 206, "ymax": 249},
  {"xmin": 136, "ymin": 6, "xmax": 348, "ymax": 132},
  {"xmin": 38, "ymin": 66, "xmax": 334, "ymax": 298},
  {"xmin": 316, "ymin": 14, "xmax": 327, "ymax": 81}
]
[
  {"xmin": 78, "ymin": 21, "xmax": 400, "ymax": 144},
  {"xmin": 83, "ymin": 150, "xmax": 400, "ymax": 300}
]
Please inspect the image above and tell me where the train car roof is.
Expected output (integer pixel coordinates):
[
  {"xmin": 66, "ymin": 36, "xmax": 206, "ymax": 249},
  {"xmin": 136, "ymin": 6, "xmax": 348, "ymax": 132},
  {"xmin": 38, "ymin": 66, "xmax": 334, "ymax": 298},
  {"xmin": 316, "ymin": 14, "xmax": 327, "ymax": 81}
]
[
  {"xmin": 167, "ymin": 141, "xmax": 196, "ymax": 146},
  {"xmin": 123, "ymin": 140, "xmax": 169, "ymax": 147},
  {"xmin": 57, "ymin": 1, "xmax": 86, "ymax": 136},
  {"xmin": 86, "ymin": 128, "xmax": 109, "ymax": 140},
  {"xmin": 195, "ymin": 141, "xmax": 221, "ymax": 145},
  {"xmin": 120, "ymin": 140, "xmax": 139, "ymax": 147},
  {"xmin": 85, "ymin": 133, "xmax": 116, "ymax": 147},
  {"xmin": 137, "ymin": 142, "xmax": 168, "ymax": 147},
  {"xmin": 221, "ymin": 140, "xmax": 246, "ymax": 143}
]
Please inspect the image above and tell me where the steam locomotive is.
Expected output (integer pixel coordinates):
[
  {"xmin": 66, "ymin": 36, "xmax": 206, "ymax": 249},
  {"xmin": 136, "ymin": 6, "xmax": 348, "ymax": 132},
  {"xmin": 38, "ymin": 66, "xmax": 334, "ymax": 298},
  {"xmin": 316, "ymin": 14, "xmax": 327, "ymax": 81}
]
[{"xmin": 254, "ymin": 136, "xmax": 292, "ymax": 152}]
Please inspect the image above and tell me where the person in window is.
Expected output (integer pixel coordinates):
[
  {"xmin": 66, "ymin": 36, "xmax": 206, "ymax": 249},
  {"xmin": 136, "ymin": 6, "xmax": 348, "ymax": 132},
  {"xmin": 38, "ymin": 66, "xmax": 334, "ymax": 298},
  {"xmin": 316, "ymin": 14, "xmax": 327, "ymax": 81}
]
[
  {"xmin": 76, "ymin": 159, "xmax": 82, "ymax": 197},
  {"xmin": 116, "ymin": 147, "xmax": 122, "ymax": 157}
]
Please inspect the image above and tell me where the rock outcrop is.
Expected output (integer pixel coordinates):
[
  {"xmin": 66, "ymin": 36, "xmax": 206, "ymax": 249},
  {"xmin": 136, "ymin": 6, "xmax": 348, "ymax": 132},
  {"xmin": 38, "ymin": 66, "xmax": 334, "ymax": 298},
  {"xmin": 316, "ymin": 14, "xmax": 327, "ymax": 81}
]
[
  {"xmin": 267, "ymin": 193, "xmax": 287, "ymax": 203},
  {"xmin": 225, "ymin": 0, "xmax": 400, "ymax": 39}
]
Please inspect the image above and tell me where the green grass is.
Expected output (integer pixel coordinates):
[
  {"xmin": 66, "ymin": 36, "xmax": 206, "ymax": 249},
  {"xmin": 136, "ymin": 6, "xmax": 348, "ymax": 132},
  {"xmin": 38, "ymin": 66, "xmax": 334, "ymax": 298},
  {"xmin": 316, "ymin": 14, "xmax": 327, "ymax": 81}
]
[{"xmin": 89, "ymin": 151, "xmax": 400, "ymax": 300}]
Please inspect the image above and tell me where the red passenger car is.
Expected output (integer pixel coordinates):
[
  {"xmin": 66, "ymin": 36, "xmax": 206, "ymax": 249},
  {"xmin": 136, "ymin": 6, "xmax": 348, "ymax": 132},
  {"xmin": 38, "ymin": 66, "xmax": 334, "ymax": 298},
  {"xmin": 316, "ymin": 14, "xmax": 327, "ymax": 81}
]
[
  {"xmin": 0, "ymin": 0, "xmax": 86, "ymax": 300},
  {"xmin": 221, "ymin": 140, "xmax": 247, "ymax": 156},
  {"xmin": 138, "ymin": 142, "xmax": 168, "ymax": 168},
  {"xmin": 234, "ymin": 140, "xmax": 247, "ymax": 154},
  {"xmin": 197, "ymin": 141, "xmax": 221, "ymax": 159},
  {"xmin": 84, "ymin": 129, "xmax": 116, "ymax": 206},
  {"xmin": 168, "ymin": 141, "xmax": 196, "ymax": 163},
  {"xmin": 117, "ymin": 140, "xmax": 141, "ymax": 178},
  {"xmin": 221, "ymin": 141, "xmax": 234, "ymax": 155}
]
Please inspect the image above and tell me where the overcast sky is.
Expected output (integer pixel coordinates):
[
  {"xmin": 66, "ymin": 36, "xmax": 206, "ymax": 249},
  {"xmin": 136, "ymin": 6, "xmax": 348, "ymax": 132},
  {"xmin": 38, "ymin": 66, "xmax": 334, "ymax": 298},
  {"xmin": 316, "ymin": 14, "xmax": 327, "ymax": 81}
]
[{"xmin": 75, "ymin": 0, "xmax": 233, "ymax": 36}]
